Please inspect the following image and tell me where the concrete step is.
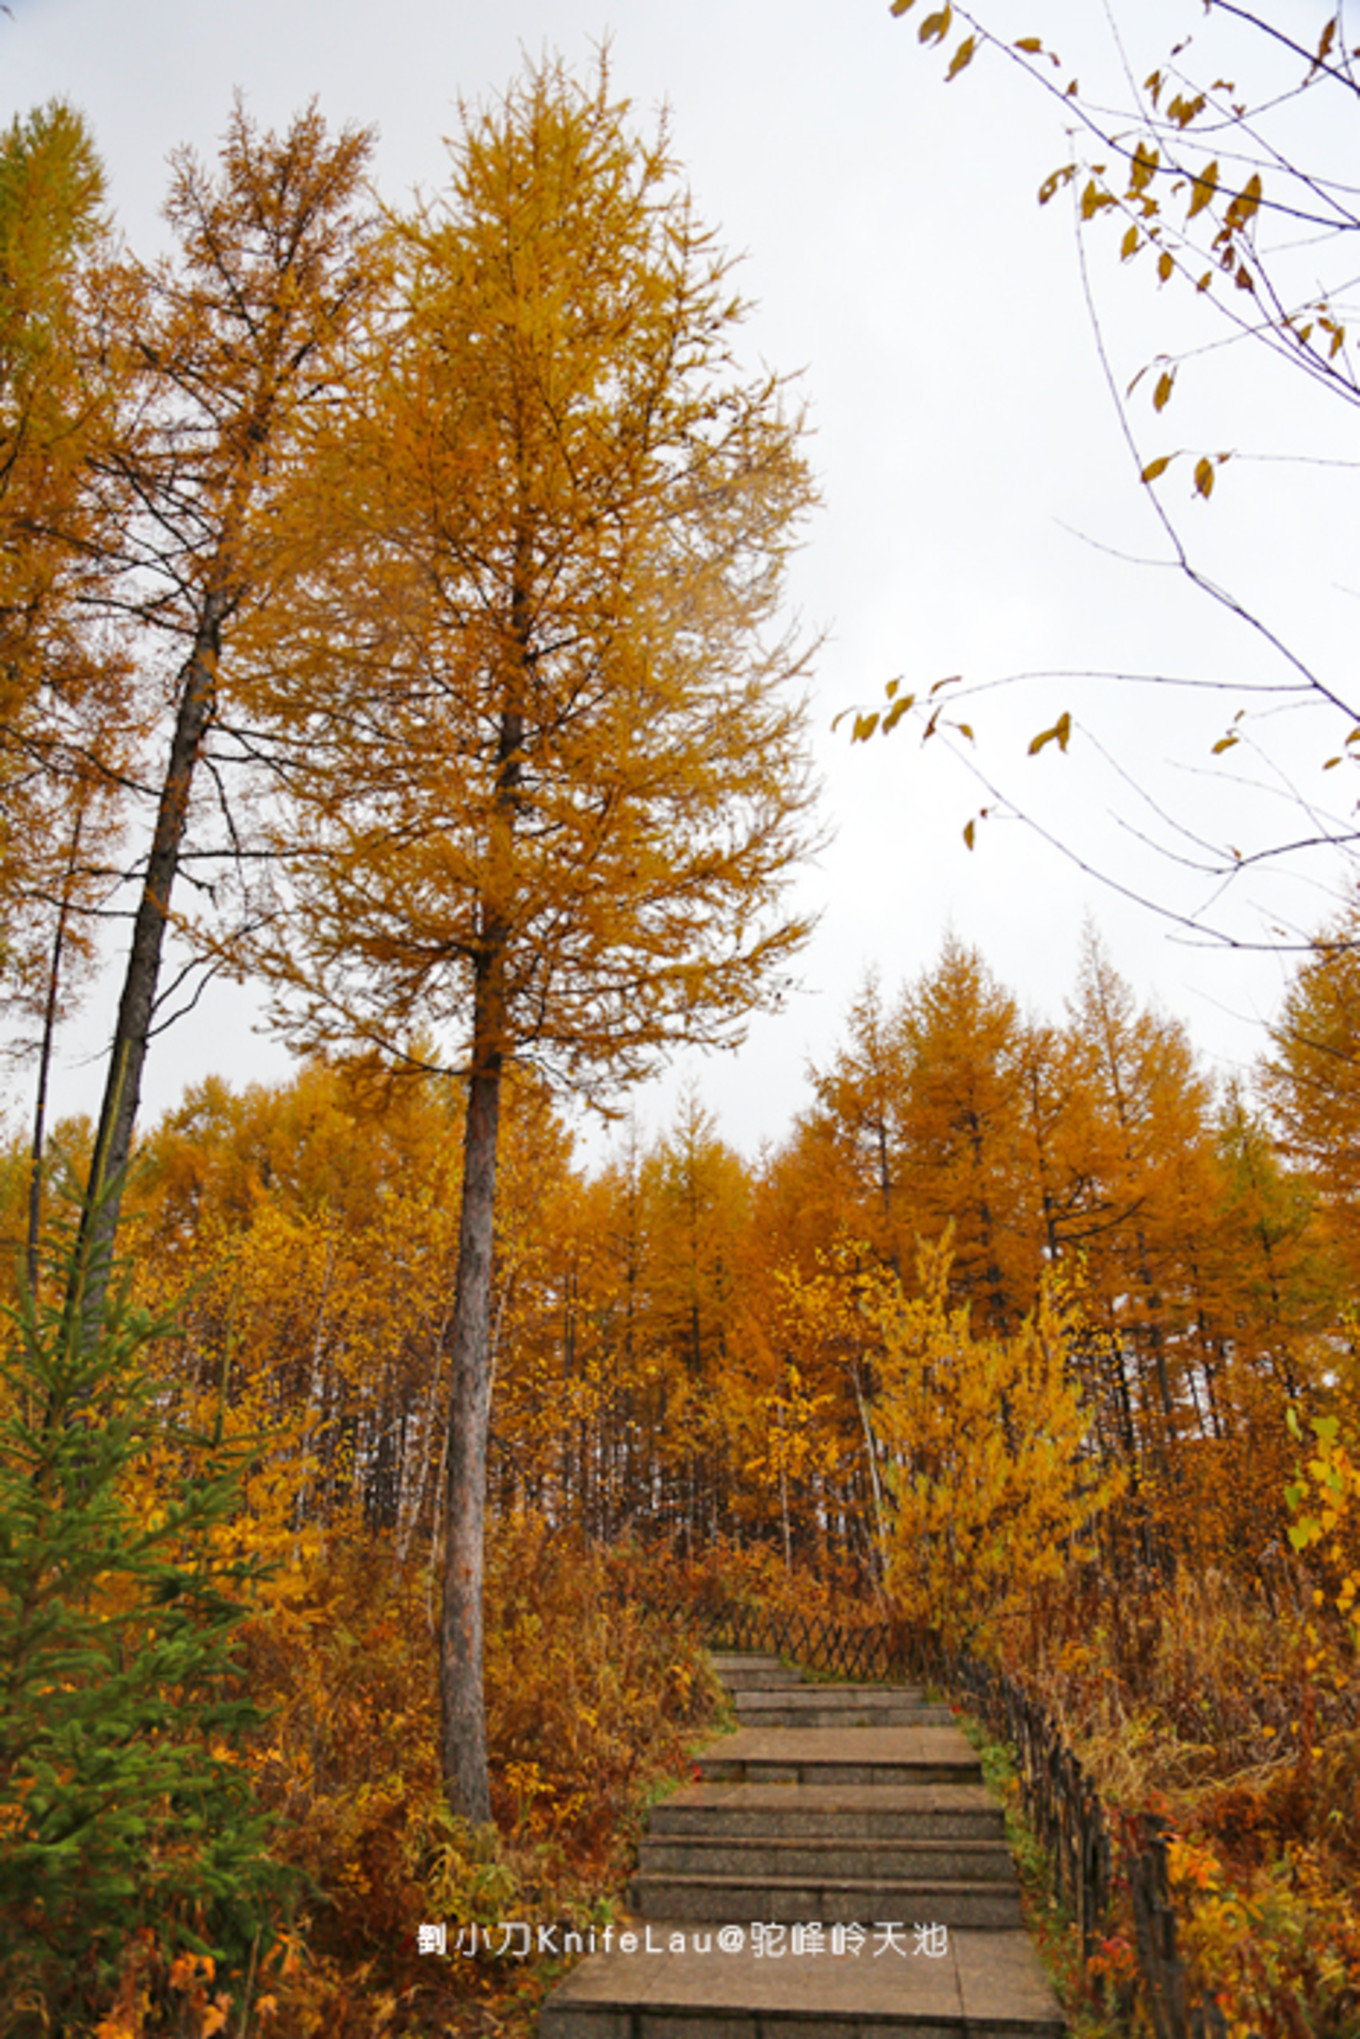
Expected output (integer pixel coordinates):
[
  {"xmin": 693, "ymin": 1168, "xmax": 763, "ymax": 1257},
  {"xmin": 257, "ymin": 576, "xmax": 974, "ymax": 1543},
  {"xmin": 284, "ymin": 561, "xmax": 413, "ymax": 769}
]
[
  {"xmin": 709, "ymin": 1652, "xmax": 806, "ymax": 1692},
  {"xmin": 537, "ymin": 1925, "xmax": 1064, "ymax": 2038},
  {"xmin": 627, "ymin": 1869, "xmax": 1024, "ymax": 1929},
  {"xmin": 539, "ymin": 1653, "xmax": 1066, "ymax": 2035},
  {"xmin": 733, "ymin": 1698, "xmax": 955, "ymax": 1728},
  {"xmin": 637, "ymin": 1833, "xmax": 1018, "ymax": 1882},
  {"xmin": 697, "ymin": 1727, "xmax": 983, "ymax": 1788},
  {"xmin": 650, "ymin": 1782, "xmax": 1006, "ymax": 1843},
  {"xmin": 732, "ymin": 1683, "xmax": 933, "ymax": 1706}
]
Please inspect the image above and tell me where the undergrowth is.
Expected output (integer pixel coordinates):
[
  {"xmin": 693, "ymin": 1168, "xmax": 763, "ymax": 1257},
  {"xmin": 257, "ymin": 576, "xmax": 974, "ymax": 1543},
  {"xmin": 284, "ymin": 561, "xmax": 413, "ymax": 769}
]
[
  {"xmin": 996, "ymin": 1566, "xmax": 1360, "ymax": 2039},
  {"xmin": 226, "ymin": 1517, "xmax": 727, "ymax": 2036}
]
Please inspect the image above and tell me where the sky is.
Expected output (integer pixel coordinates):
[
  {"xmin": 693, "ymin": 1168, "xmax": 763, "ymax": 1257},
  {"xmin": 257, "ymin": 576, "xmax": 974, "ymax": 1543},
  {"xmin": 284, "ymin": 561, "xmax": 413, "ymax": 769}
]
[{"xmin": 3, "ymin": 0, "xmax": 1355, "ymax": 1162}]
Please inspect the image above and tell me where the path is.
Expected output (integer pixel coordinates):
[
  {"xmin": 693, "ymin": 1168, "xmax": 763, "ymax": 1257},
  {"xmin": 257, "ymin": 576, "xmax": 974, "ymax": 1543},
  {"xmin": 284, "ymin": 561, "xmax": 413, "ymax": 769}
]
[{"xmin": 539, "ymin": 1651, "xmax": 1066, "ymax": 2036}]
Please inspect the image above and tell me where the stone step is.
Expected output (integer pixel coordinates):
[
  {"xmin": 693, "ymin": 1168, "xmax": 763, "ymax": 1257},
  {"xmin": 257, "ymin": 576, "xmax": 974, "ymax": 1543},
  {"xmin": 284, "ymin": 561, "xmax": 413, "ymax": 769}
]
[
  {"xmin": 537, "ymin": 1925, "xmax": 1064, "ymax": 2038},
  {"xmin": 733, "ymin": 1699, "xmax": 955, "ymax": 1728},
  {"xmin": 539, "ymin": 1653, "xmax": 1066, "ymax": 2035},
  {"xmin": 627, "ymin": 1869, "xmax": 1024, "ymax": 1929},
  {"xmin": 697, "ymin": 1727, "xmax": 983, "ymax": 1788},
  {"xmin": 732, "ymin": 1683, "xmax": 933, "ymax": 1706},
  {"xmin": 650, "ymin": 1782, "xmax": 1006, "ymax": 1843},
  {"xmin": 637, "ymin": 1832, "xmax": 1018, "ymax": 1882},
  {"xmin": 709, "ymin": 1654, "xmax": 806, "ymax": 1692}
]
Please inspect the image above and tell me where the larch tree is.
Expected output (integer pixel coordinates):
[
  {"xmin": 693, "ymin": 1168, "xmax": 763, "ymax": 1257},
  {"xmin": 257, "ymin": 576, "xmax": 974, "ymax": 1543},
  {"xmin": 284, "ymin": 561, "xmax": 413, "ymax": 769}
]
[
  {"xmin": 0, "ymin": 104, "xmax": 134, "ymax": 1272},
  {"xmin": 246, "ymin": 58, "xmax": 819, "ymax": 1822},
  {"xmin": 74, "ymin": 100, "xmax": 377, "ymax": 1318}
]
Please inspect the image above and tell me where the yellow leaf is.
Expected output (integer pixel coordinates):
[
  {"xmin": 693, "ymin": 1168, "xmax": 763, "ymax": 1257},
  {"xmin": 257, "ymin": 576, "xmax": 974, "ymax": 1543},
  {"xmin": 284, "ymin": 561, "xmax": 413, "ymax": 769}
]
[
  {"xmin": 1140, "ymin": 454, "xmax": 1171, "ymax": 483},
  {"xmin": 1028, "ymin": 711, "xmax": 1072, "ymax": 756},
  {"xmin": 1224, "ymin": 172, "xmax": 1262, "ymax": 231},
  {"xmin": 947, "ymin": 34, "xmax": 978, "ymax": 79},
  {"xmin": 1211, "ymin": 733, "xmax": 1238, "ymax": 755},
  {"xmin": 963, "ymin": 818, "xmax": 976, "ymax": 849},
  {"xmin": 1120, "ymin": 224, "xmax": 1140, "ymax": 261},
  {"xmin": 1187, "ymin": 159, "xmax": 1220, "ymax": 218},
  {"xmin": 883, "ymin": 693, "xmax": 914, "ymax": 734},
  {"xmin": 1015, "ymin": 36, "xmax": 1042, "ymax": 53},
  {"xmin": 1194, "ymin": 455, "xmax": 1215, "ymax": 498},
  {"xmin": 1168, "ymin": 91, "xmax": 1207, "ymax": 128},
  {"xmin": 919, "ymin": 5, "xmax": 953, "ymax": 46},
  {"xmin": 1153, "ymin": 368, "xmax": 1174, "ymax": 411},
  {"xmin": 852, "ymin": 711, "xmax": 880, "ymax": 742},
  {"xmin": 890, "ymin": 0, "xmax": 919, "ymax": 11},
  {"xmin": 1158, "ymin": 249, "xmax": 1174, "ymax": 282},
  {"xmin": 1129, "ymin": 141, "xmax": 1159, "ymax": 196},
  {"xmin": 1312, "ymin": 14, "xmax": 1338, "ymax": 72}
]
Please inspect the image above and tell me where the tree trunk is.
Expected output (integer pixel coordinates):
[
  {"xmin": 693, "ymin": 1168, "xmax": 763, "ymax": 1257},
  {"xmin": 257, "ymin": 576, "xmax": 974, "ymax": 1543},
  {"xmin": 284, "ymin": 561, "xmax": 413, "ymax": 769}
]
[
  {"xmin": 439, "ymin": 951, "xmax": 505, "ymax": 1825},
  {"xmin": 74, "ymin": 592, "xmax": 224, "ymax": 1322},
  {"xmin": 27, "ymin": 800, "xmax": 86, "ymax": 1292}
]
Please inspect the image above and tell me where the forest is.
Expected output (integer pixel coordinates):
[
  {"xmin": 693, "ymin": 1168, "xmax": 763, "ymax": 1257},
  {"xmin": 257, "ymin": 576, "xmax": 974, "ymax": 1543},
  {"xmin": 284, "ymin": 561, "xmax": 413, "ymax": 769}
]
[{"xmin": 2, "ymin": 24, "xmax": 1360, "ymax": 2039}]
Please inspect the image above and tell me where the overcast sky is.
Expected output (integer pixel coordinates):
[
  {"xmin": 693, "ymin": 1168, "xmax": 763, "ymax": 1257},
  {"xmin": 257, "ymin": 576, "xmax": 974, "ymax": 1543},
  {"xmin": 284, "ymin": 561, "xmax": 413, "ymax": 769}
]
[{"xmin": 4, "ymin": 0, "xmax": 1353, "ymax": 1159}]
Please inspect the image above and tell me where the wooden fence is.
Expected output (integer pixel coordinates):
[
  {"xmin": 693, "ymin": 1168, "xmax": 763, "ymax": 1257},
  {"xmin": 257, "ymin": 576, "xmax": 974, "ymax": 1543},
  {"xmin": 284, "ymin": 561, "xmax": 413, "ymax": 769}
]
[{"xmin": 694, "ymin": 1600, "xmax": 1233, "ymax": 2039}]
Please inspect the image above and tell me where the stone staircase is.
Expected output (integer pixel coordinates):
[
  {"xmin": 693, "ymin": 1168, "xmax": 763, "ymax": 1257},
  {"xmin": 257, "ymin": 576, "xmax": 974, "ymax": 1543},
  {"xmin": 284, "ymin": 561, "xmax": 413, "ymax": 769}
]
[{"xmin": 539, "ymin": 1651, "xmax": 1066, "ymax": 2037}]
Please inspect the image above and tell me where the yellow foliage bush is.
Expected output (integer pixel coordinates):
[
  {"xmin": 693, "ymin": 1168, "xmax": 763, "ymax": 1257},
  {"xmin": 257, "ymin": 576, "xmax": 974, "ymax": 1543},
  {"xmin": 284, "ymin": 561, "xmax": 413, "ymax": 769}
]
[{"xmin": 792, "ymin": 1238, "xmax": 1124, "ymax": 1651}]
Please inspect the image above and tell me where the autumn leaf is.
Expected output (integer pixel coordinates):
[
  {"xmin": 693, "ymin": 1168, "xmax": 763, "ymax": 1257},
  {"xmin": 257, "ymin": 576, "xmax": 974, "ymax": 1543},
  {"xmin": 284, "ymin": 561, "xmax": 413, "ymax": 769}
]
[
  {"xmin": 1187, "ymin": 159, "xmax": 1220, "ymax": 217},
  {"xmin": 947, "ymin": 34, "xmax": 978, "ymax": 80},
  {"xmin": 1223, "ymin": 172, "xmax": 1262, "ymax": 233},
  {"xmin": 1129, "ymin": 140, "xmax": 1159, "ymax": 195},
  {"xmin": 1028, "ymin": 711, "xmax": 1072, "ymax": 756}
]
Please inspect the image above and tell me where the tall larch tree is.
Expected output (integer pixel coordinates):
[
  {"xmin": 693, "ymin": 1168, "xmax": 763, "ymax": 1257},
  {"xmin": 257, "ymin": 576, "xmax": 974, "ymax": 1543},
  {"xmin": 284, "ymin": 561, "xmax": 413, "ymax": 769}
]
[
  {"xmin": 1064, "ymin": 931, "xmax": 1220, "ymax": 1496},
  {"xmin": 74, "ymin": 101, "xmax": 377, "ymax": 1314},
  {"xmin": 245, "ymin": 60, "xmax": 819, "ymax": 1822},
  {"xmin": 0, "ymin": 104, "xmax": 134, "ymax": 1271},
  {"xmin": 892, "ymin": 937, "xmax": 1039, "ymax": 1333}
]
